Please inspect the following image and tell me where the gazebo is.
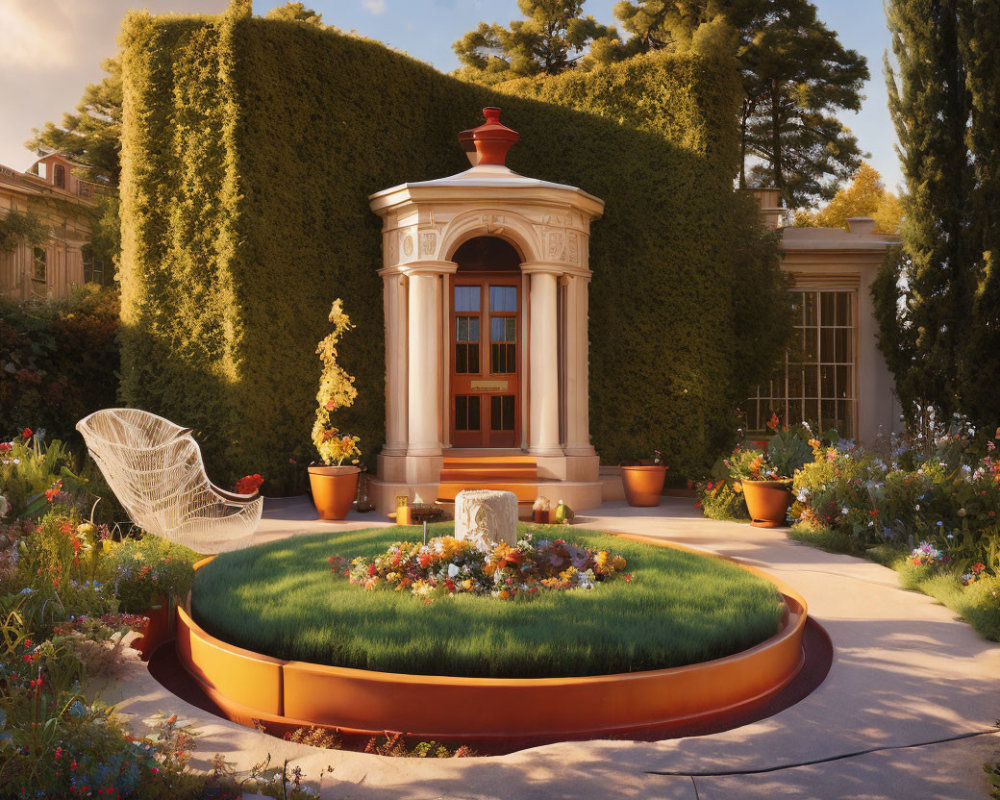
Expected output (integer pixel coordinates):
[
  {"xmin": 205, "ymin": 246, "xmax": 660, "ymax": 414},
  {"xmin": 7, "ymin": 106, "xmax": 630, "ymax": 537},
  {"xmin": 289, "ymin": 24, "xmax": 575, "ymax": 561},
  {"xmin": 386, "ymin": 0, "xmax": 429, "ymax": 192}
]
[{"xmin": 367, "ymin": 108, "xmax": 605, "ymax": 514}]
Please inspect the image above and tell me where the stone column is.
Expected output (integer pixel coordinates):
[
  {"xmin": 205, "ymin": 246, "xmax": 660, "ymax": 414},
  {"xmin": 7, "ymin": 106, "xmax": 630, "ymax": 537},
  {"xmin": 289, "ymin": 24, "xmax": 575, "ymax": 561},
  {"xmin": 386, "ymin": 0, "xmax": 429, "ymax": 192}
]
[
  {"xmin": 381, "ymin": 270, "xmax": 408, "ymax": 455},
  {"xmin": 526, "ymin": 267, "xmax": 562, "ymax": 456},
  {"xmin": 564, "ymin": 274, "xmax": 594, "ymax": 456},
  {"xmin": 407, "ymin": 270, "xmax": 443, "ymax": 455}
]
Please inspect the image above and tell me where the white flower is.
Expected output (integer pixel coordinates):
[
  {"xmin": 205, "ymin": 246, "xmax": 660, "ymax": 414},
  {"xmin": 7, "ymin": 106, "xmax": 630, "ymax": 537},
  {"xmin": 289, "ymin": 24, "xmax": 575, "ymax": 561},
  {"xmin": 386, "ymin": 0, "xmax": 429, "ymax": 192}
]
[
  {"xmin": 841, "ymin": 507, "xmax": 850, "ymax": 515},
  {"xmin": 447, "ymin": 563, "xmax": 460, "ymax": 578}
]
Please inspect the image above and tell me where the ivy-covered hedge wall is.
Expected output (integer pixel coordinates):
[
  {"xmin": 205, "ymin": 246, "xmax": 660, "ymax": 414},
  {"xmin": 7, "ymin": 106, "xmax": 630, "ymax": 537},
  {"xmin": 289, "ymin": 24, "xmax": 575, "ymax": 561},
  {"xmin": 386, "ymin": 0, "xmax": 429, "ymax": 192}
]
[{"xmin": 118, "ymin": 7, "xmax": 787, "ymax": 492}]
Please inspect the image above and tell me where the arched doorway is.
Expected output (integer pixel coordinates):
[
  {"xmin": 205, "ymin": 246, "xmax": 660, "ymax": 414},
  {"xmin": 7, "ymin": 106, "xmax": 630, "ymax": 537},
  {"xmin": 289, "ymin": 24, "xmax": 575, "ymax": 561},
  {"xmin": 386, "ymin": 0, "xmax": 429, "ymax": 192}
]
[{"xmin": 449, "ymin": 236, "xmax": 522, "ymax": 447}]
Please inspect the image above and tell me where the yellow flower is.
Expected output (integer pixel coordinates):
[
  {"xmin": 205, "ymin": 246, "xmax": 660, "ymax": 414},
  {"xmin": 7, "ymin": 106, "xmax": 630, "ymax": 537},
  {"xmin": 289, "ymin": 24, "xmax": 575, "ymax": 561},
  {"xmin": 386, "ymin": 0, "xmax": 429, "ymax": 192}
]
[{"xmin": 612, "ymin": 556, "xmax": 627, "ymax": 572}]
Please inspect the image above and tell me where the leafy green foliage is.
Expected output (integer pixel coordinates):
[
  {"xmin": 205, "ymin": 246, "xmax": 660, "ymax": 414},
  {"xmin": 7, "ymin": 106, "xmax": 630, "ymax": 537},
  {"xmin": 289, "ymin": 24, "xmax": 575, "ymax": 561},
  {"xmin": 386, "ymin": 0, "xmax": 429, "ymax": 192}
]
[
  {"xmin": 453, "ymin": 0, "xmax": 623, "ymax": 82},
  {"xmin": 794, "ymin": 163, "xmax": 904, "ymax": 234},
  {"xmin": 0, "ymin": 210, "xmax": 49, "ymax": 253},
  {"xmin": 192, "ymin": 524, "xmax": 784, "ymax": 678},
  {"xmin": 611, "ymin": 0, "xmax": 869, "ymax": 207},
  {"xmin": 26, "ymin": 58, "xmax": 121, "ymax": 187},
  {"xmin": 0, "ymin": 288, "xmax": 119, "ymax": 446},
  {"xmin": 264, "ymin": 2, "xmax": 324, "ymax": 27},
  {"xmin": 880, "ymin": 0, "xmax": 1000, "ymax": 432},
  {"xmin": 100, "ymin": 535, "xmax": 199, "ymax": 613},
  {"xmin": 117, "ymin": 11, "xmax": 789, "ymax": 488}
]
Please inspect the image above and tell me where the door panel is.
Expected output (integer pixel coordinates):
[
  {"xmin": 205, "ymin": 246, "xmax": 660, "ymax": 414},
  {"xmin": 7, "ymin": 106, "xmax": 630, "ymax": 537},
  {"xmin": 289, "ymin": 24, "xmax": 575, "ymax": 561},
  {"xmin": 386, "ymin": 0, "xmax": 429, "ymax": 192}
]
[{"xmin": 450, "ymin": 276, "xmax": 520, "ymax": 448}]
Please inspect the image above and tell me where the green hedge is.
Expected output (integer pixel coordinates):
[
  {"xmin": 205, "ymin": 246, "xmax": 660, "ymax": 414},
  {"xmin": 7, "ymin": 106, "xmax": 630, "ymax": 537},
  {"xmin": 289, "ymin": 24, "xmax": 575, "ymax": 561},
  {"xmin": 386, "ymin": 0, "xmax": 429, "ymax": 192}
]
[
  {"xmin": 1, "ymin": 287, "xmax": 119, "ymax": 443},
  {"xmin": 118, "ymin": 7, "xmax": 788, "ymax": 493}
]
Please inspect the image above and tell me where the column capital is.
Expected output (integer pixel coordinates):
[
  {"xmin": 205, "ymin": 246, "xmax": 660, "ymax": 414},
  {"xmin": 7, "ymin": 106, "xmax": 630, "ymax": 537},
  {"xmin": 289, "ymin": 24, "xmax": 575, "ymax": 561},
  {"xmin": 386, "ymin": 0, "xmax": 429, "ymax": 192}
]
[
  {"xmin": 395, "ymin": 260, "xmax": 458, "ymax": 277},
  {"xmin": 520, "ymin": 261, "xmax": 591, "ymax": 279}
]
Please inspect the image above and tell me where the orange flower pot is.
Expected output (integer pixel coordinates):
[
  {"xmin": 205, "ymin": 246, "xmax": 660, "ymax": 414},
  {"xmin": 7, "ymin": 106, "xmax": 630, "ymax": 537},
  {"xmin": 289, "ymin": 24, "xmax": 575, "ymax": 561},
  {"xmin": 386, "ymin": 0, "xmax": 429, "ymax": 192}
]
[
  {"xmin": 741, "ymin": 480, "xmax": 792, "ymax": 528},
  {"xmin": 133, "ymin": 598, "xmax": 171, "ymax": 660},
  {"xmin": 308, "ymin": 465, "xmax": 360, "ymax": 520},
  {"xmin": 621, "ymin": 465, "xmax": 667, "ymax": 507}
]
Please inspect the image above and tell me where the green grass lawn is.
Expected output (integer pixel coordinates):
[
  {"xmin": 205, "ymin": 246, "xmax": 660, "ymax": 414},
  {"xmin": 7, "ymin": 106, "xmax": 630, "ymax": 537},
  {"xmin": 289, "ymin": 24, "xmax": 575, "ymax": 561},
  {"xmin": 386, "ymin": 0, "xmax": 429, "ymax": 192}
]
[{"xmin": 191, "ymin": 524, "xmax": 786, "ymax": 679}]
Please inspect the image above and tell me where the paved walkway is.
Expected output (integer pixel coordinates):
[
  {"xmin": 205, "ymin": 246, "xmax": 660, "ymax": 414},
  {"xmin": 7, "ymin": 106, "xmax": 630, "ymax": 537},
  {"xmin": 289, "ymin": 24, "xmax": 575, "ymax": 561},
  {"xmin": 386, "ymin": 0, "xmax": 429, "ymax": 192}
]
[{"xmin": 100, "ymin": 497, "xmax": 1000, "ymax": 799}]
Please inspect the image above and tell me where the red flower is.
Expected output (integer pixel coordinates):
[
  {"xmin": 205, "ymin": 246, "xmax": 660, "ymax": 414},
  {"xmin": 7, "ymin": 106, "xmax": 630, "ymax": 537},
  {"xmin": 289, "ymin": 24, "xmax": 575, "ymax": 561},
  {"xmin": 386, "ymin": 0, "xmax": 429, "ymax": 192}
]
[
  {"xmin": 234, "ymin": 474, "xmax": 264, "ymax": 495},
  {"xmin": 21, "ymin": 428, "xmax": 32, "ymax": 439},
  {"xmin": 766, "ymin": 413, "xmax": 780, "ymax": 431},
  {"xmin": 0, "ymin": 443, "xmax": 10, "ymax": 454}
]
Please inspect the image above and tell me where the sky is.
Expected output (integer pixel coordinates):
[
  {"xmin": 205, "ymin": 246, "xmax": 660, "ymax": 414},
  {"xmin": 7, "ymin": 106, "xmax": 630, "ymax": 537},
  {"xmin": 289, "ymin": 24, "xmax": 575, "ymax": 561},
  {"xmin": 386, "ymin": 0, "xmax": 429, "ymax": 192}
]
[{"xmin": 0, "ymin": 0, "xmax": 903, "ymax": 198}]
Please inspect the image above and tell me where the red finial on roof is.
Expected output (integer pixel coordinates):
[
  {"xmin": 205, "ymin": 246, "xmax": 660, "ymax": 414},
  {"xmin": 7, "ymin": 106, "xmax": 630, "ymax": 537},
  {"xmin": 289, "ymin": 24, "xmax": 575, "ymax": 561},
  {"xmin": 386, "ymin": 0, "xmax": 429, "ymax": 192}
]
[{"xmin": 458, "ymin": 108, "xmax": 519, "ymax": 167}]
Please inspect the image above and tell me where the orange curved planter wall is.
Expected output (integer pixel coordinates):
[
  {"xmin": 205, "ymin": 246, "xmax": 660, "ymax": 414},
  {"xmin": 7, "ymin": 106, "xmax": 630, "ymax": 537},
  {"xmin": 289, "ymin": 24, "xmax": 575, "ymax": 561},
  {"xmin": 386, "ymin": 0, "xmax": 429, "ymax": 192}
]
[{"xmin": 177, "ymin": 538, "xmax": 808, "ymax": 743}]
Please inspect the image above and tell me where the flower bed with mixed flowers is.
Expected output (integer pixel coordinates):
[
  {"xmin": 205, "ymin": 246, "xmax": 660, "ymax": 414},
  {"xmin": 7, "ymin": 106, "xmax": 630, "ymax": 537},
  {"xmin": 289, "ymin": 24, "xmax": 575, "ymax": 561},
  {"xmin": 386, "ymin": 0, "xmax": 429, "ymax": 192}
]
[{"xmin": 334, "ymin": 533, "xmax": 631, "ymax": 602}]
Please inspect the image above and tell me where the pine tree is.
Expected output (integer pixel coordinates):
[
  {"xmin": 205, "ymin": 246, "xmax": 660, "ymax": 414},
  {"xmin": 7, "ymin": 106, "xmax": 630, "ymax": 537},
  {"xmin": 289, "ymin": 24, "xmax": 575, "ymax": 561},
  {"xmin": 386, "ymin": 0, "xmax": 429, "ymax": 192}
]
[
  {"xmin": 882, "ymin": 0, "xmax": 972, "ymax": 422},
  {"xmin": 613, "ymin": 0, "xmax": 869, "ymax": 208},
  {"xmin": 26, "ymin": 58, "xmax": 121, "ymax": 186},
  {"xmin": 453, "ymin": 0, "xmax": 622, "ymax": 83}
]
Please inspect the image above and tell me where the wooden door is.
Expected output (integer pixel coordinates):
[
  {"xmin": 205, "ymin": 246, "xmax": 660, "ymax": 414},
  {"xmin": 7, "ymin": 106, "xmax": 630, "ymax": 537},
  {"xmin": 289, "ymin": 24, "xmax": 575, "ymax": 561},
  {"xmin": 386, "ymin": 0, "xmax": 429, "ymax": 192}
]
[{"xmin": 450, "ymin": 275, "xmax": 520, "ymax": 447}]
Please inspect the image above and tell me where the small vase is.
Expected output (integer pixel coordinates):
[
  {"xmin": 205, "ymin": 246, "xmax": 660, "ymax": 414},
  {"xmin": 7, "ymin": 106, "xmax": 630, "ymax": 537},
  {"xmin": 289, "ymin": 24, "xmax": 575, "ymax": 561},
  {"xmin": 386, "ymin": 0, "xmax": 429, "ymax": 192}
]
[{"xmin": 308, "ymin": 465, "xmax": 360, "ymax": 520}]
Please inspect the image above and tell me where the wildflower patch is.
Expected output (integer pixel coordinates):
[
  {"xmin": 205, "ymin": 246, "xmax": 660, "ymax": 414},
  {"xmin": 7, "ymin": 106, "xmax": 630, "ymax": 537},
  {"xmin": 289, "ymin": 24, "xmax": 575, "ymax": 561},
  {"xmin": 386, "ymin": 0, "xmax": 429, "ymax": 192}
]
[{"xmin": 334, "ymin": 534, "xmax": 630, "ymax": 602}]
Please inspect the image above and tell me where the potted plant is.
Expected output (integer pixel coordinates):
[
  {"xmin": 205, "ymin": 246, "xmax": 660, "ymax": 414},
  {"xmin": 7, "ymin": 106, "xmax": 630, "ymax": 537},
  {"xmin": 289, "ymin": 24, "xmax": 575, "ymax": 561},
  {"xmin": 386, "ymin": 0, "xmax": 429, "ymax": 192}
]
[
  {"xmin": 102, "ymin": 534, "xmax": 197, "ymax": 659},
  {"xmin": 621, "ymin": 450, "xmax": 668, "ymax": 507},
  {"xmin": 308, "ymin": 299, "xmax": 362, "ymax": 520},
  {"xmin": 726, "ymin": 420, "xmax": 813, "ymax": 527}
]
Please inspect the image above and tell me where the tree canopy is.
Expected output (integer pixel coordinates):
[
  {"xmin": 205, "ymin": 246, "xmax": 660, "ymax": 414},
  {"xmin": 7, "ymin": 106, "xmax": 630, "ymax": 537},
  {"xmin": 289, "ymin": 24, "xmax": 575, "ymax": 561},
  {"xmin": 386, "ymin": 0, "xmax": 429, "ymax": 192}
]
[
  {"xmin": 794, "ymin": 163, "xmax": 903, "ymax": 234},
  {"xmin": 264, "ymin": 2, "xmax": 324, "ymax": 27},
  {"xmin": 453, "ymin": 0, "xmax": 623, "ymax": 83},
  {"xmin": 26, "ymin": 57, "xmax": 121, "ymax": 186},
  {"xmin": 613, "ymin": 0, "xmax": 869, "ymax": 208},
  {"xmin": 455, "ymin": 0, "xmax": 868, "ymax": 208}
]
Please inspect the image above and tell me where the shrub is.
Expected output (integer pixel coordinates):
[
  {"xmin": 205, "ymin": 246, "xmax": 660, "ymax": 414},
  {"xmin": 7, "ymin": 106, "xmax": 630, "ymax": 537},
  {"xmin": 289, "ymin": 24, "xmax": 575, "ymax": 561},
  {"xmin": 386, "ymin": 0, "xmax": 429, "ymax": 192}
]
[
  {"xmin": 118, "ymin": 9, "xmax": 789, "ymax": 491},
  {"xmin": 0, "ymin": 287, "xmax": 119, "ymax": 444},
  {"xmin": 101, "ymin": 535, "xmax": 199, "ymax": 613}
]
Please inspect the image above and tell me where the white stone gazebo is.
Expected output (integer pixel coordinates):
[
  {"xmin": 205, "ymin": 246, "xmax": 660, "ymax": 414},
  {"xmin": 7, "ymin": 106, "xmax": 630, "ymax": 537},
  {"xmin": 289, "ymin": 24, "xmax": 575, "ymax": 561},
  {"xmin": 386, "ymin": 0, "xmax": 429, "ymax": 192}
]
[{"xmin": 367, "ymin": 108, "xmax": 605, "ymax": 514}]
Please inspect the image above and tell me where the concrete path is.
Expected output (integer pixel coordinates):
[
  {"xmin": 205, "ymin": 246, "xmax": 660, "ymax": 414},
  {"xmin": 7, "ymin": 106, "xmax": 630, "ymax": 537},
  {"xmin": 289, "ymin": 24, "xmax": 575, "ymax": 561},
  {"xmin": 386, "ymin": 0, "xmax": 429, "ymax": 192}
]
[{"xmin": 100, "ymin": 497, "xmax": 1000, "ymax": 800}]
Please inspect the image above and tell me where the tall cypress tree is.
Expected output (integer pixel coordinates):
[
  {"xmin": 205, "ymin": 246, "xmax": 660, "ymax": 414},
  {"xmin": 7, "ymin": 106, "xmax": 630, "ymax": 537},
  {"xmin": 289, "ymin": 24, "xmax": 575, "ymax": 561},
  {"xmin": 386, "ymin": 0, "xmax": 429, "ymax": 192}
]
[
  {"xmin": 882, "ymin": 0, "xmax": 972, "ymax": 422},
  {"xmin": 958, "ymin": 0, "xmax": 1000, "ymax": 425}
]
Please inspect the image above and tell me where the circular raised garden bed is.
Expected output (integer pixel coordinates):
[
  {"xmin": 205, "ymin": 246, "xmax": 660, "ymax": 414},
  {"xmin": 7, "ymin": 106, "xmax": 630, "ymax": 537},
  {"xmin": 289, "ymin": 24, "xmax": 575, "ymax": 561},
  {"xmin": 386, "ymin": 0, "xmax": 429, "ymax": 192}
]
[{"xmin": 178, "ymin": 525, "xmax": 808, "ymax": 746}]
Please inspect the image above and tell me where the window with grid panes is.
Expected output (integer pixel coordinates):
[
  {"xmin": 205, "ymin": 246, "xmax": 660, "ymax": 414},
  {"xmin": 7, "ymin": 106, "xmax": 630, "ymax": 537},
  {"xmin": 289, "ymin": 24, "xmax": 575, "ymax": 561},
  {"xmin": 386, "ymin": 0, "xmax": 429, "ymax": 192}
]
[
  {"xmin": 746, "ymin": 290, "xmax": 856, "ymax": 437},
  {"xmin": 454, "ymin": 286, "xmax": 480, "ymax": 374}
]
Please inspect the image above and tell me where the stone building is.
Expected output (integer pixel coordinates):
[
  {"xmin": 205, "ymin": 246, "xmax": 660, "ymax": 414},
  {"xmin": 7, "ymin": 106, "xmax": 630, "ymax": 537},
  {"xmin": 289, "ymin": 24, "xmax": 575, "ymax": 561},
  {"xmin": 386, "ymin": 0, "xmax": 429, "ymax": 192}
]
[
  {"xmin": 749, "ymin": 189, "xmax": 902, "ymax": 445},
  {"xmin": 0, "ymin": 152, "xmax": 105, "ymax": 300}
]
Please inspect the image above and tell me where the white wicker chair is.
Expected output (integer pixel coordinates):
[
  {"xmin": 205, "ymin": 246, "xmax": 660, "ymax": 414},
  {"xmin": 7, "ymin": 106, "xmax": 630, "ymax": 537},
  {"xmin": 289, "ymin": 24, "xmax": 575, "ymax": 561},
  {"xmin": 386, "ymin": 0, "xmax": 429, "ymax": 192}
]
[{"xmin": 77, "ymin": 408, "xmax": 263, "ymax": 553}]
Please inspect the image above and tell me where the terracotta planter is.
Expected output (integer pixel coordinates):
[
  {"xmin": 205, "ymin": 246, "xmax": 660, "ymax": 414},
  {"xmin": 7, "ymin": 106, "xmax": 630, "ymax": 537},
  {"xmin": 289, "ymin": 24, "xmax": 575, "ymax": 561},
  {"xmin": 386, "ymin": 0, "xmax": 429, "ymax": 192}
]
[
  {"xmin": 741, "ymin": 480, "xmax": 792, "ymax": 528},
  {"xmin": 176, "ymin": 543, "xmax": 808, "ymax": 748},
  {"xmin": 308, "ymin": 465, "xmax": 360, "ymax": 520},
  {"xmin": 133, "ymin": 598, "xmax": 171, "ymax": 660},
  {"xmin": 621, "ymin": 465, "xmax": 667, "ymax": 507}
]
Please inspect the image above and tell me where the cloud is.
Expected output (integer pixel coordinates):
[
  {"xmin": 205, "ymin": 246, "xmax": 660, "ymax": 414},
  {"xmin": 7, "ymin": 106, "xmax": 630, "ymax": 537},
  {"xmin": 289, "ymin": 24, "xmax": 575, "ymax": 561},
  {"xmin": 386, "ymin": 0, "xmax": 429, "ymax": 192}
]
[
  {"xmin": 362, "ymin": 0, "xmax": 386, "ymax": 15},
  {"xmin": 0, "ymin": 0, "xmax": 79, "ymax": 71}
]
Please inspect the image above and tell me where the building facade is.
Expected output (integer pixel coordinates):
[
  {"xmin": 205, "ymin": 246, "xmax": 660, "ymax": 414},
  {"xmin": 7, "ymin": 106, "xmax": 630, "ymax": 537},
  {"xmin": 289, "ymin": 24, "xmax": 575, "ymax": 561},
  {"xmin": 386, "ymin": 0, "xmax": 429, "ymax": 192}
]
[
  {"xmin": 749, "ymin": 189, "xmax": 902, "ymax": 445},
  {"xmin": 0, "ymin": 153, "xmax": 104, "ymax": 301}
]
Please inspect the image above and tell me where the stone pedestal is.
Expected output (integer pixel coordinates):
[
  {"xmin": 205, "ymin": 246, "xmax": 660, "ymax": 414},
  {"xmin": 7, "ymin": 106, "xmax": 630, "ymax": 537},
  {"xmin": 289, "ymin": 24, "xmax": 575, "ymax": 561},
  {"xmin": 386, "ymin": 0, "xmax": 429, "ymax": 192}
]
[{"xmin": 454, "ymin": 489, "xmax": 518, "ymax": 550}]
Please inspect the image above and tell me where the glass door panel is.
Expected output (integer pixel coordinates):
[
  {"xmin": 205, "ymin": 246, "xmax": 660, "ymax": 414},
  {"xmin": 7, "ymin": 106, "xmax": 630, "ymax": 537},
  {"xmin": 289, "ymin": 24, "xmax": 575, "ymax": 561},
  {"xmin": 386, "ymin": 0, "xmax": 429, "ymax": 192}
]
[{"xmin": 450, "ymin": 277, "xmax": 520, "ymax": 447}]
